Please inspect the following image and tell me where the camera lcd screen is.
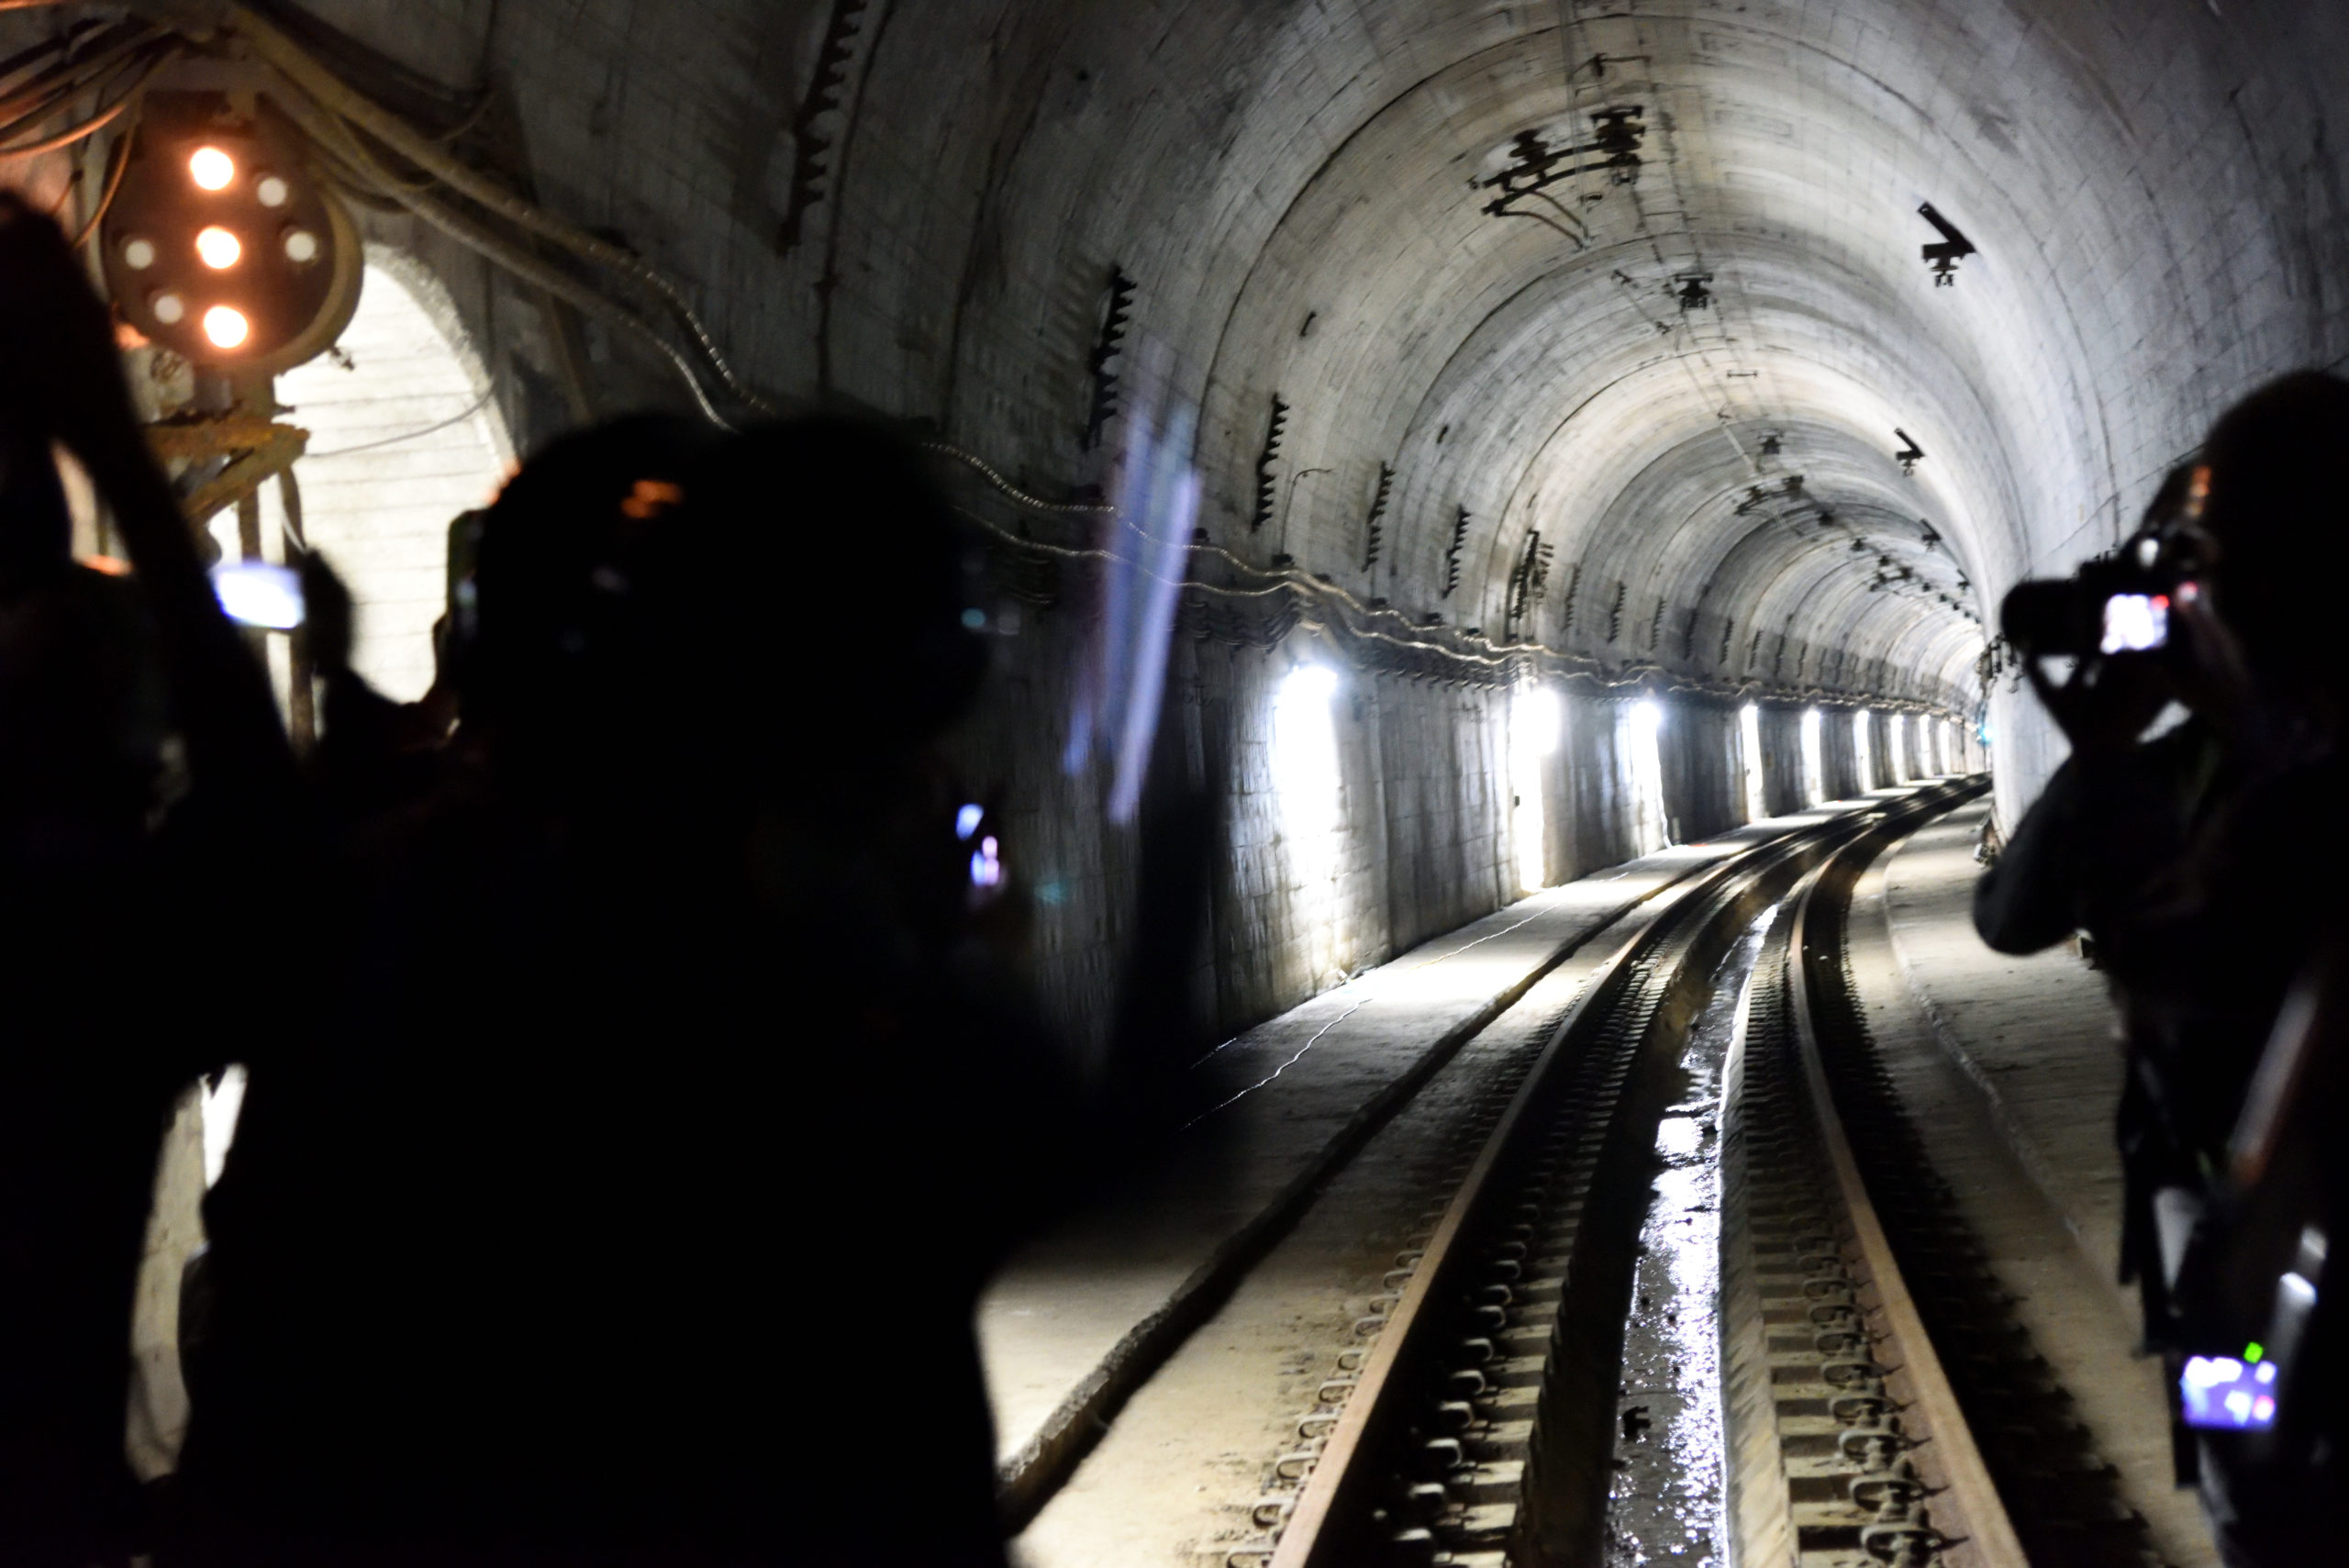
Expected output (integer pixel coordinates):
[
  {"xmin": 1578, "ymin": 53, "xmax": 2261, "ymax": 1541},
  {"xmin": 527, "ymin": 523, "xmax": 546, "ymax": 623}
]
[
  {"xmin": 2100, "ymin": 592, "xmax": 2168, "ymax": 655},
  {"xmin": 2180, "ymin": 1350, "xmax": 2281, "ymax": 1430}
]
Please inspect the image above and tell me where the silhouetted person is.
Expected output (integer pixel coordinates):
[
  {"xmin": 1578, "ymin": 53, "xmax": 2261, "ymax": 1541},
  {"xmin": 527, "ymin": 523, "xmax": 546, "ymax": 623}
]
[
  {"xmin": 178, "ymin": 415, "xmax": 1095, "ymax": 1567},
  {"xmin": 0, "ymin": 197, "xmax": 294, "ymax": 1566},
  {"xmin": 1982, "ymin": 372, "xmax": 2349, "ymax": 1564}
]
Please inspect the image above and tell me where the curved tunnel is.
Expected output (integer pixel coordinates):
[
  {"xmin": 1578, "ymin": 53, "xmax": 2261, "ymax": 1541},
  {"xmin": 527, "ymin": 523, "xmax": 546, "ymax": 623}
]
[{"xmin": 126, "ymin": 0, "xmax": 2349, "ymax": 1042}]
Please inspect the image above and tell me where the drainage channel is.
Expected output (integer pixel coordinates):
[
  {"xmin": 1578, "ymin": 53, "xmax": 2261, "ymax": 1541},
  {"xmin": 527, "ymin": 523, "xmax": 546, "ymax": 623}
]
[{"xmin": 1600, "ymin": 908, "xmax": 1773, "ymax": 1567}]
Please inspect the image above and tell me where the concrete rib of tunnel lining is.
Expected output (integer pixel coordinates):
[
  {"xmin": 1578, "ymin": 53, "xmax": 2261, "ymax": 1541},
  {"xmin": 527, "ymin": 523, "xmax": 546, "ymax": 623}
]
[
  {"xmin": 278, "ymin": 0, "xmax": 2349, "ymax": 776},
  {"xmin": 1166, "ymin": 6, "xmax": 2139, "ymax": 709}
]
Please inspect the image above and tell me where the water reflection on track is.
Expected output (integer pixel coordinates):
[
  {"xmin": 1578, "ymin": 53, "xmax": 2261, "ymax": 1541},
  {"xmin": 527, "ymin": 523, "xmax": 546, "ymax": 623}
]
[{"xmin": 1604, "ymin": 909, "xmax": 1772, "ymax": 1567}]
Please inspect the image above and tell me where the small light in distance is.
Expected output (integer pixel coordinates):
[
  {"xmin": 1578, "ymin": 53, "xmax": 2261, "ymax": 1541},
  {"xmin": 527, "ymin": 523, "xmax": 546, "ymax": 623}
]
[
  {"xmin": 969, "ymin": 834, "xmax": 1004, "ymax": 890},
  {"xmin": 195, "ymin": 226, "xmax": 242, "ymax": 269},
  {"xmin": 122, "ymin": 236, "xmax": 156, "ymax": 271},
  {"xmin": 189, "ymin": 146, "xmax": 235, "ymax": 191},
  {"xmin": 202, "ymin": 306, "xmax": 250, "ymax": 349},
  {"xmin": 255, "ymin": 173, "xmax": 290, "ymax": 208},
  {"xmin": 282, "ymin": 228, "xmax": 320, "ymax": 264},
  {"xmin": 955, "ymin": 803, "xmax": 985, "ymax": 840},
  {"xmin": 150, "ymin": 291, "xmax": 185, "ymax": 325},
  {"xmin": 210, "ymin": 561, "xmax": 305, "ymax": 630}
]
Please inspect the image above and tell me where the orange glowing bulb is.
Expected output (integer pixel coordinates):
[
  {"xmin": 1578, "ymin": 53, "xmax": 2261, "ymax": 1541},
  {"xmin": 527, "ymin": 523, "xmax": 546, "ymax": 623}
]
[
  {"xmin": 202, "ymin": 306, "xmax": 250, "ymax": 350},
  {"xmin": 195, "ymin": 226, "xmax": 242, "ymax": 269},
  {"xmin": 189, "ymin": 146, "xmax": 236, "ymax": 191}
]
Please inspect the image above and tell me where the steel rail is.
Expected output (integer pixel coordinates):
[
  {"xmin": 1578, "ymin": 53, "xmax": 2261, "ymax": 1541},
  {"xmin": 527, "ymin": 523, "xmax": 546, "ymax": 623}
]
[
  {"xmin": 1267, "ymin": 785, "xmax": 1974, "ymax": 1567},
  {"xmin": 1776, "ymin": 832, "xmax": 2029, "ymax": 1566}
]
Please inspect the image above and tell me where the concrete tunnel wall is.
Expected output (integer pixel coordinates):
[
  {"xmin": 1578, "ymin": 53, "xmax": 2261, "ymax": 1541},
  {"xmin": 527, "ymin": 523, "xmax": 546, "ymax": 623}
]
[{"xmin": 61, "ymin": 0, "xmax": 2337, "ymax": 1056}]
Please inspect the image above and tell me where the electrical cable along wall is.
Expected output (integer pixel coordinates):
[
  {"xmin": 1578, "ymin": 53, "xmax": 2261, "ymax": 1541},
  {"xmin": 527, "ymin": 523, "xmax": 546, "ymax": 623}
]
[{"xmin": 4, "ymin": 0, "xmax": 2318, "ymax": 1050}]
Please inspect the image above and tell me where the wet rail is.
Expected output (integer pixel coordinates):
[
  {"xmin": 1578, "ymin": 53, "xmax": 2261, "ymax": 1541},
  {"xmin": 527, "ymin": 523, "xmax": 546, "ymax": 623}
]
[
  {"xmin": 1715, "ymin": 820, "xmax": 2026, "ymax": 1568},
  {"xmin": 1259, "ymin": 778, "xmax": 1991, "ymax": 1568}
]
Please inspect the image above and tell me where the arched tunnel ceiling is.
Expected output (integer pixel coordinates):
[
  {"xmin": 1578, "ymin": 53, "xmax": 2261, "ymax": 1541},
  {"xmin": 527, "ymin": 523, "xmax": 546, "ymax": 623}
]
[{"xmin": 281, "ymin": 0, "xmax": 2349, "ymax": 718}]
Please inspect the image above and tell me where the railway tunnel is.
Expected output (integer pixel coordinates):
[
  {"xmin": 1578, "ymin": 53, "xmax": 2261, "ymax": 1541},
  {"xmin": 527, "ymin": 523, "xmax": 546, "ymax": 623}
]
[{"xmin": 9, "ymin": 2, "xmax": 2346, "ymax": 1565}]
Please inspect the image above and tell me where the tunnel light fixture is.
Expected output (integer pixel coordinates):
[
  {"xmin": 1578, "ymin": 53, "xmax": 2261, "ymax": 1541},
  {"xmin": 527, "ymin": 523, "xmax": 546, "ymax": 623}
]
[
  {"xmin": 1274, "ymin": 663, "xmax": 1347, "ymax": 975},
  {"xmin": 1800, "ymin": 707, "xmax": 1826, "ymax": 806},
  {"xmin": 1512, "ymin": 684, "xmax": 1561, "ymax": 892},
  {"xmin": 1285, "ymin": 664, "xmax": 1340, "ymax": 705},
  {"xmin": 1514, "ymin": 684, "xmax": 1562, "ymax": 757},
  {"xmin": 1740, "ymin": 703, "xmax": 1766, "ymax": 823},
  {"xmin": 1626, "ymin": 698, "xmax": 1669, "ymax": 854}
]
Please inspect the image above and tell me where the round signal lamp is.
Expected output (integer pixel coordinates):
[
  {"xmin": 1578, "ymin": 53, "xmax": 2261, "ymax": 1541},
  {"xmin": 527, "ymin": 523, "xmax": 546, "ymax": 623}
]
[
  {"xmin": 202, "ymin": 305, "xmax": 250, "ymax": 350},
  {"xmin": 103, "ymin": 96, "xmax": 364, "ymax": 371},
  {"xmin": 188, "ymin": 146, "xmax": 236, "ymax": 191},
  {"xmin": 195, "ymin": 226, "xmax": 242, "ymax": 269}
]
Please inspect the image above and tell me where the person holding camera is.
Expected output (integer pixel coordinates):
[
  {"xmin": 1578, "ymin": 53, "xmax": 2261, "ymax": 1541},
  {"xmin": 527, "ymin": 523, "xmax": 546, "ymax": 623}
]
[
  {"xmin": 0, "ymin": 196, "xmax": 297, "ymax": 1565},
  {"xmin": 1980, "ymin": 373, "xmax": 2349, "ymax": 1564}
]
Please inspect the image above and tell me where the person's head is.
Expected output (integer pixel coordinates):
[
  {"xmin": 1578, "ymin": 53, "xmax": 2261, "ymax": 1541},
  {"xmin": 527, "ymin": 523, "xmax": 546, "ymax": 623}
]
[
  {"xmin": 660, "ymin": 417, "xmax": 986, "ymax": 796},
  {"xmin": 463, "ymin": 413, "xmax": 720, "ymax": 779},
  {"xmin": 2187, "ymin": 372, "xmax": 2349, "ymax": 699}
]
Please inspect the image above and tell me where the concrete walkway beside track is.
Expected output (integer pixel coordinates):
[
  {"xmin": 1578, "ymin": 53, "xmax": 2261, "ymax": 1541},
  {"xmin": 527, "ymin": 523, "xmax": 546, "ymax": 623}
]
[{"xmin": 978, "ymin": 797, "xmax": 1885, "ymax": 1520}]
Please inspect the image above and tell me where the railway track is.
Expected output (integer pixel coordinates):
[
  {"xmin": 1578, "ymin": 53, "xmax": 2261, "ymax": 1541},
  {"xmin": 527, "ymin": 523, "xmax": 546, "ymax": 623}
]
[{"xmin": 1206, "ymin": 775, "xmax": 2146, "ymax": 1568}]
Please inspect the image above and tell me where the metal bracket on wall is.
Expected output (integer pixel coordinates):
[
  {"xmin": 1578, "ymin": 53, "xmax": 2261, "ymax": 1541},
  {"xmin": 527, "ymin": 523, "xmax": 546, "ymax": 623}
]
[
  {"xmin": 148, "ymin": 409, "xmax": 311, "ymax": 531},
  {"xmin": 1361, "ymin": 461, "xmax": 1393, "ymax": 573},
  {"xmin": 1081, "ymin": 267, "xmax": 1136, "ymax": 450},
  {"xmin": 1251, "ymin": 394, "xmax": 1289, "ymax": 530},
  {"xmin": 778, "ymin": 0, "xmax": 874, "ymax": 250}
]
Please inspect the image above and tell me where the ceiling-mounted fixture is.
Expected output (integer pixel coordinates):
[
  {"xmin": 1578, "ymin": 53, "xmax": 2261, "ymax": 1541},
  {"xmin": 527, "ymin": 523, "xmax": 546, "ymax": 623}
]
[
  {"xmin": 1760, "ymin": 432, "xmax": 1783, "ymax": 457},
  {"xmin": 1476, "ymin": 105, "xmax": 1647, "ymax": 237},
  {"xmin": 1674, "ymin": 273, "xmax": 1714, "ymax": 311},
  {"xmin": 105, "ymin": 92, "xmax": 360, "ymax": 374},
  {"xmin": 1894, "ymin": 428, "xmax": 1926, "ymax": 474},
  {"xmin": 1918, "ymin": 204, "xmax": 1976, "ymax": 286}
]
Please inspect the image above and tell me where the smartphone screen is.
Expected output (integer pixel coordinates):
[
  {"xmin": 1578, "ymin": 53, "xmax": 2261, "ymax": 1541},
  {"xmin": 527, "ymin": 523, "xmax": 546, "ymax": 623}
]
[
  {"xmin": 2100, "ymin": 592, "xmax": 2168, "ymax": 655},
  {"xmin": 211, "ymin": 560, "xmax": 306, "ymax": 630}
]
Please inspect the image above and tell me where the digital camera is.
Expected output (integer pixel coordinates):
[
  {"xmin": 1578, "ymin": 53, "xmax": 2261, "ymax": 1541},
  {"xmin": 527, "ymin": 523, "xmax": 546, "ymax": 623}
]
[{"xmin": 1999, "ymin": 529, "xmax": 2201, "ymax": 660}]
